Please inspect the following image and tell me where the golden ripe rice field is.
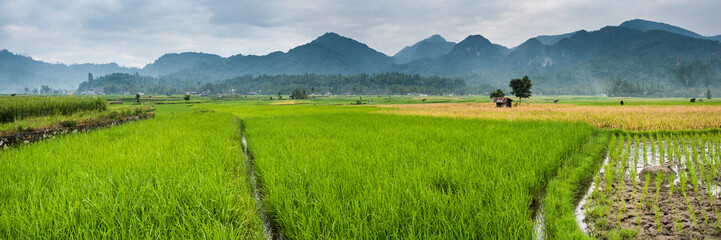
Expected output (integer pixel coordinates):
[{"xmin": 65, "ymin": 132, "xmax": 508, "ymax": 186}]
[{"xmin": 376, "ymin": 103, "xmax": 721, "ymax": 131}]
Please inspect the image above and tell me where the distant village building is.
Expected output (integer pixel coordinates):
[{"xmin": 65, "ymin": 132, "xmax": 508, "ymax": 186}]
[{"xmin": 493, "ymin": 97, "xmax": 513, "ymax": 108}]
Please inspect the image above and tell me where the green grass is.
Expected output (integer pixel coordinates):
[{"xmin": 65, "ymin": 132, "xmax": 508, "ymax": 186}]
[
  {"xmin": 0, "ymin": 105, "xmax": 262, "ymax": 238},
  {"xmin": 543, "ymin": 132, "xmax": 609, "ymax": 240},
  {"xmin": 0, "ymin": 96, "xmax": 108, "ymax": 123},
  {"xmin": 0, "ymin": 104, "xmax": 153, "ymax": 135},
  {"xmin": 4, "ymin": 94, "xmax": 719, "ymax": 239},
  {"xmin": 221, "ymin": 104, "xmax": 594, "ymax": 239}
]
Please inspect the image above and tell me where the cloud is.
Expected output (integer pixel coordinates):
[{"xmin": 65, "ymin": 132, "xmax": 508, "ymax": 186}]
[{"xmin": 0, "ymin": 0, "xmax": 719, "ymax": 67}]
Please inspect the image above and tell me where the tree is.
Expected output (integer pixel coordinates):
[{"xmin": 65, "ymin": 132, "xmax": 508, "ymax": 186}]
[
  {"xmin": 489, "ymin": 89, "xmax": 505, "ymax": 98},
  {"xmin": 24, "ymin": 87, "xmax": 29, "ymax": 94},
  {"xmin": 707, "ymin": 88, "xmax": 713, "ymax": 100},
  {"xmin": 509, "ymin": 76, "xmax": 532, "ymax": 105},
  {"xmin": 40, "ymin": 85, "xmax": 52, "ymax": 94},
  {"xmin": 135, "ymin": 93, "xmax": 141, "ymax": 103},
  {"xmin": 290, "ymin": 88, "xmax": 309, "ymax": 99},
  {"xmin": 88, "ymin": 72, "xmax": 94, "ymax": 82},
  {"xmin": 184, "ymin": 94, "xmax": 191, "ymax": 102},
  {"xmin": 277, "ymin": 91, "xmax": 282, "ymax": 100}
]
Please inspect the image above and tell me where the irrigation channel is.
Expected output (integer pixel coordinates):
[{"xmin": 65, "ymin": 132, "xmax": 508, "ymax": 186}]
[
  {"xmin": 533, "ymin": 191, "xmax": 547, "ymax": 240},
  {"xmin": 575, "ymin": 135, "xmax": 721, "ymax": 239},
  {"xmin": 240, "ymin": 121, "xmax": 285, "ymax": 240}
]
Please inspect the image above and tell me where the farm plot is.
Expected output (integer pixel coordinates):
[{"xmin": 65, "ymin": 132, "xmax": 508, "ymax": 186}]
[
  {"xmin": 0, "ymin": 106, "xmax": 262, "ymax": 238},
  {"xmin": 0, "ymin": 96, "xmax": 153, "ymax": 136},
  {"xmin": 0, "ymin": 96, "xmax": 107, "ymax": 123},
  {"xmin": 581, "ymin": 132, "xmax": 721, "ymax": 239},
  {"xmin": 236, "ymin": 107, "xmax": 594, "ymax": 239},
  {"xmin": 377, "ymin": 103, "xmax": 721, "ymax": 131}
]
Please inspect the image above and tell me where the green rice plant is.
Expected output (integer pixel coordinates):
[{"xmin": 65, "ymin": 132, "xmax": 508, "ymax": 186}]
[
  {"xmin": 630, "ymin": 166, "xmax": 638, "ymax": 197},
  {"xmin": 655, "ymin": 172, "xmax": 664, "ymax": 203},
  {"xmin": 669, "ymin": 174, "xmax": 675, "ymax": 198},
  {"xmin": 659, "ymin": 133, "xmax": 666, "ymax": 166},
  {"xmin": 0, "ymin": 106, "xmax": 262, "ymax": 238},
  {"xmin": 689, "ymin": 206, "xmax": 697, "ymax": 228},
  {"xmin": 654, "ymin": 204, "xmax": 661, "ymax": 232},
  {"xmin": 0, "ymin": 96, "xmax": 107, "ymax": 123},
  {"xmin": 690, "ymin": 161, "xmax": 699, "ymax": 197},
  {"xmin": 680, "ymin": 171, "xmax": 689, "ymax": 206},
  {"xmin": 650, "ymin": 133, "xmax": 656, "ymax": 163},
  {"xmin": 642, "ymin": 134, "xmax": 648, "ymax": 167},
  {"xmin": 668, "ymin": 134, "xmax": 675, "ymax": 166},
  {"xmin": 220, "ymin": 105, "xmax": 595, "ymax": 239},
  {"xmin": 682, "ymin": 135, "xmax": 689, "ymax": 167},
  {"xmin": 605, "ymin": 163, "xmax": 615, "ymax": 203},
  {"xmin": 675, "ymin": 209, "xmax": 683, "ymax": 235},
  {"xmin": 642, "ymin": 173, "xmax": 651, "ymax": 210}
]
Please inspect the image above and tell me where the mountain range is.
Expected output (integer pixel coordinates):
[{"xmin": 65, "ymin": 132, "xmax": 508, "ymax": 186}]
[{"xmin": 1, "ymin": 19, "xmax": 720, "ymax": 96}]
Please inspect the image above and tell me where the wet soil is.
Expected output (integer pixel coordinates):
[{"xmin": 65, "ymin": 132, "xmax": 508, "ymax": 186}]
[
  {"xmin": 586, "ymin": 174, "xmax": 721, "ymax": 239},
  {"xmin": 582, "ymin": 139, "xmax": 721, "ymax": 239}
]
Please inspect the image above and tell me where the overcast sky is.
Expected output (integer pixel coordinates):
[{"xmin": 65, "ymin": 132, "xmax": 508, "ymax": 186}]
[{"xmin": 1, "ymin": 0, "xmax": 719, "ymax": 68}]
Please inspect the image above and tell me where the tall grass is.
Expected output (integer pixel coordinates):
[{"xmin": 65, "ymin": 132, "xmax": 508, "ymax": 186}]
[
  {"xmin": 0, "ymin": 96, "xmax": 107, "ymax": 123},
  {"xmin": 228, "ymin": 105, "xmax": 593, "ymax": 239},
  {"xmin": 0, "ymin": 106, "xmax": 261, "ymax": 238}
]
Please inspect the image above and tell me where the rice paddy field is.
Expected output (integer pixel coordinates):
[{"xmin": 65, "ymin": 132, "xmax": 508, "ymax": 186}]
[
  {"xmin": 0, "ymin": 96, "xmax": 107, "ymax": 123},
  {"xmin": 581, "ymin": 132, "xmax": 721, "ymax": 239},
  {"xmin": 2, "ymin": 95, "xmax": 721, "ymax": 239},
  {"xmin": 0, "ymin": 105, "xmax": 262, "ymax": 238},
  {"xmin": 214, "ymin": 105, "xmax": 593, "ymax": 239}
]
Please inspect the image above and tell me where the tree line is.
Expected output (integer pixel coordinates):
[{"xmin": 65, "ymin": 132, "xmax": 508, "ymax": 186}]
[{"xmin": 78, "ymin": 72, "xmax": 476, "ymax": 95}]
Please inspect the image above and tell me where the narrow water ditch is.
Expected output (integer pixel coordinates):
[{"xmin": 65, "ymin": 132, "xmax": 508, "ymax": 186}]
[
  {"xmin": 240, "ymin": 121, "xmax": 285, "ymax": 240},
  {"xmin": 532, "ymin": 190, "xmax": 546, "ymax": 240}
]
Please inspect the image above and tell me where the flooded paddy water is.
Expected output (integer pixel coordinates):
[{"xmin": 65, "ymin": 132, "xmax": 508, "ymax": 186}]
[{"xmin": 577, "ymin": 133, "xmax": 721, "ymax": 239}]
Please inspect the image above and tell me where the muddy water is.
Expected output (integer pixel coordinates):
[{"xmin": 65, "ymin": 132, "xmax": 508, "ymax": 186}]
[
  {"xmin": 242, "ymin": 131, "xmax": 282, "ymax": 240},
  {"xmin": 533, "ymin": 192, "xmax": 546, "ymax": 240},
  {"xmin": 575, "ymin": 138, "xmax": 721, "ymax": 238}
]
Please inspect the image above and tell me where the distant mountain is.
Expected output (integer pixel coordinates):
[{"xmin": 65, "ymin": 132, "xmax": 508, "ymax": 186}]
[
  {"xmin": 500, "ymin": 26, "xmax": 721, "ymax": 95},
  {"xmin": 160, "ymin": 32, "xmax": 395, "ymax": 82},
  {"xmin": 534, "ymin": 32, "xmax": 577, "ymax": 46},
  {"xmin": 142, "ymin": 52, "xmax": 223, "ymax": 76},
  {"xmin": 4, "ymin": 19, "xmax": 721, "ymax": 96},
  {"xmin": 392, "ymin": 34, "xmax": 456, "ymax": 64},
  {"xmin": 308, "ymin": 32, "xmax": 393, "ymax": 72},
  {"xmin": 620, "ymin": 19, "xmax": 720, "ymax": 42},
  {"xmin": 0, "ymin": 49, "xmax": 136, "ymax": 93}
]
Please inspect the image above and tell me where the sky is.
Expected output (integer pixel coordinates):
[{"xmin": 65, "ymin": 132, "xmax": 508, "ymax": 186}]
[{"xmin": 1, "ymin": 0, "xmax": 720, "ymax": 68}]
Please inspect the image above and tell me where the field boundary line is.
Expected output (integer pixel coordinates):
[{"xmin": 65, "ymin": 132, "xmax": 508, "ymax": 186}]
[
  {"xmin": 0, "ymin": 112, "xmax": 154, "ymax": 150},
  {"xmin": 238, "ymin": 118, "xmax": 285, "ymax": 240}
]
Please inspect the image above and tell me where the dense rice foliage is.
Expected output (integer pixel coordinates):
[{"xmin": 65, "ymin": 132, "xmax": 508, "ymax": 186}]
[
  {"xmin": 544, "ymin": 132, "xmax": 609, "ymax": 239},
  {"xmin": 221, "ymin": 105, "xmax": 594, "ymax": 239},
  {"xmin": 0, "ymin": 106, "xmax": 261, "ymax": 238},
  {"xmin": 0, "ymin": 96, "xmax": 108, "ymax": 123},
  {"xmin": 378, "ymin": 103, "xmax": 721, "ymax": 130}
]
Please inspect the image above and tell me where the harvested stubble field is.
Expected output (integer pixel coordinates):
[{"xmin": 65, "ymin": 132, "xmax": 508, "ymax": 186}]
[{"xmin": 377, "ymin": 103, "xmax": 721, "ymax": 131}]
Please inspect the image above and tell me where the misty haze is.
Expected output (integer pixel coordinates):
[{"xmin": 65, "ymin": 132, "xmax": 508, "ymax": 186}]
[{"xmin": 1, "ymin": 0, "xmax": 721, "ymax": 239}]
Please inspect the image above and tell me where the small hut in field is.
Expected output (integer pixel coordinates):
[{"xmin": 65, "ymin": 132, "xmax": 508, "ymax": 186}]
[{"xmin": 492, "ymin": 97, "xmax": 513, "ymax": 108}]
